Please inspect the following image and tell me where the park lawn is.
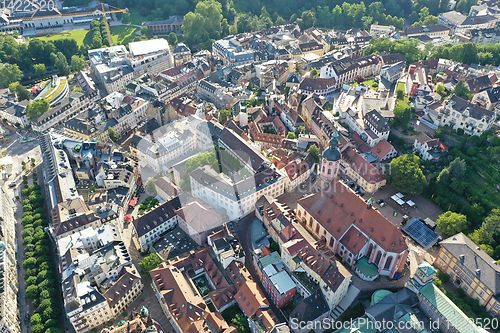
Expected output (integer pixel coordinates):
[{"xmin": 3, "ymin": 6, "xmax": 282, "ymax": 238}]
[
  {"xmin": 362, "ymin": 79, "xmax": 378, "ymax": 89},
  {"xmin": 394, "ymin": 96, "xmax": 410, "ymax": 113},
  {"xmin": 109, "ymin": 26, "xmax": 140, "ymax": 45},
  {"xmin": 128, "ymin": 12, "xmax": 149, "ymax": 25},
  {"xmin": 397, "ymin": 81, "xmax": 406, "ymax": 94},
  {"xmin": 32, "ymin": 26, "xmax": 139, "ymax": 47},
  {"xmin": 32, "ymin": 29, "xmax": 89, "ymax": 45}
]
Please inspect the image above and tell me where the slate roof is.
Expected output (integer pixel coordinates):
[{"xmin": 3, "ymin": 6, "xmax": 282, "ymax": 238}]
[{"xmin": 440, "ymin": 232, "xmax": 500, "ymax": 295}]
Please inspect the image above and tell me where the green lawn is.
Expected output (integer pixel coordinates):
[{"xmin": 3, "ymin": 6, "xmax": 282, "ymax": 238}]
[
  {"xmin": 395, "ymin": 96, "xmax": 410, "ymax": 113},
  {"xmin": 397, "ymin": 82, "xmax": 406, "ymax": 94},
  {"xmin": 32, "ymin": 29, "xmax": 89, "ymax": 45},
  {"xmin": 109, "ymin": 26, "xmax": 140, "ymax": 45},
  {"xmin": 128, "ymin": 12, "xmax": 149, "ymax": 25},
  {"xmin": 31, "ymin": 26, "xmax": 140, "ymax": 47}
]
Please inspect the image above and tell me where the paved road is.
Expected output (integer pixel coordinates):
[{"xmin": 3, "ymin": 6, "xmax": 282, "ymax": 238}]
[
  {"xmin": 236, "ymin": 213, "xmax": 285, "ymax": 322},
  {"xmin": 121, "ymin": 219, "xmax": 175, "ymax": 333}
]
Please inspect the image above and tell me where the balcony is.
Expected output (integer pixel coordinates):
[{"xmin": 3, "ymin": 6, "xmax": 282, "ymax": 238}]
[{"xmin": 292, "ymin": 271, "xmax": 319, "ymax": 294}]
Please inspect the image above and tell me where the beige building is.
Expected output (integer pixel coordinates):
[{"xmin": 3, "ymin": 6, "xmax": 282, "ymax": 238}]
[
  {"xmin": 435, "ymin": 232, "xmax": 500, "ymax": 317},
  {"xmin": 0, "ymin": 188, "xmax": 20, "ymax": 333}
]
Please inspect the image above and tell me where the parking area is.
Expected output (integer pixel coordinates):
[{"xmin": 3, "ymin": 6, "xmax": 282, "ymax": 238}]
[{"xmin": 152, "ymin": 226, "xmax": 197, "ymax": 260}]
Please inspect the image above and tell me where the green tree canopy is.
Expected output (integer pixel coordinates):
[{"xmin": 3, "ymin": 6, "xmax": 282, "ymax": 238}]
[
  {"xmin": 71, "ymin": 55, "xmax": 86, "ymax": 72},
  {"xmin": 108, "ymin": 127, "xmax": 118, "ymax": 142},
  {"xmin": 8, "ymin": 81, "xmax": 30, "ymax": 101},
  {"xmin": 219, "ymin": 109, "xmax": 231, "ymax": 123},
  {"xmin": 286, "ymin": 132, "xmax": 296, "ymax": 139},
  {"xmin": 448, "ymin": 157, "xmax": 466, "ymax": 179},
  {"xmin": 453, "ymin": 81, "xmax": 471, "ymax": 100},
  {"xmin": 437, "ymin": 211, "xmax": 468, "ymax": 237},
  {"xmin": 50, "ymin": 52, "xmax": 70, "ymax": 76},
  {"xmin": 33, "ymin": 63, "xmax": 46, "ymax": 78},
  {"xmin": 182, "ymin": 0, "xmax": 223, "ymax": 47},
  {"xmin": 387, "ymin": 154, "xmax": 426, "ymax": 195},
  {"xmin": 26, "ymin": 99, "xmax": 49, "ymax": 121},
  {"xmin": 307, "ymin": 144, "xmax": 320, "ymax": 163},
  {"xmin": 167, "ymin": 32, "xmax": 178, "ymax": 46},
  {"xmin": 0, "ymin": 64, "xmax": 22, "ymax": 88},
  {"xmin": 138, "ymin": 253, "xmax": 162, "ymax": 273}
]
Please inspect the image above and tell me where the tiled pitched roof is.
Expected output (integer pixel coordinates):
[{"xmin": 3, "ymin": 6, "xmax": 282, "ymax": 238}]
[{"xmin": 297, "ymin": 182, "xmax": 407, "ymax": 253}]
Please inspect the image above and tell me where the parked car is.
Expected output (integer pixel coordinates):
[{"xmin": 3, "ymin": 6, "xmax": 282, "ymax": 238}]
[{"xmin": 348, "ymin": 182, "xmax": 355, "ymax": 188}]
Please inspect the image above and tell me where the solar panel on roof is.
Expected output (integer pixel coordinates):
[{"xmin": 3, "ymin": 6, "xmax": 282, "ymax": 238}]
[{"xmin": 403, "ymin": 219, "xmax": 439, "ymax": 250}]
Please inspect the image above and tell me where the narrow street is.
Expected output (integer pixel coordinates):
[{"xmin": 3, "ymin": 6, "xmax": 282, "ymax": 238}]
[{"xmin": 236, "ymin": 213, "xmax": 286, "ymax": 322}]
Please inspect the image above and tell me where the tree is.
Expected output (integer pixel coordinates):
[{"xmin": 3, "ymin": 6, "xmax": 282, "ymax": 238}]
[
  {"xmin": 310, "ymin": 69, "xmax": 319, "ymax": 77},
  {"xmin": 396, "ymin": 89, "xmax": 405, "ymax": 100},
  {"xmin": 0, "ymin": 64, "xmax": 22, "ymax": 88},
  {"xmin": 23, "ymin": 257, "xmax": 37, "ymax": 270},
  {"xmin": 182, "ymin": 0, "xmax": 223, "ymax": 47},
  {"xmin": 71, "ymin": 55, "xmax": 86, "ymax": 72},
  {"xmin": 121, "ymin": 12, "xmax": 131, "ymax": 24},
  {"xmin": 275, "ymin": 16, "xmax": 285, "ymax": 25},
  {"xmin": 286, "ymin": 132, "xmax": 296, "ymax": 139},
  {"xmin": 307, "ymin": 144, "xmax": 320, "ymax": 163},
  {"xmin": 26, "ymin": 285, "xmax": 39, "ymax": 299},
  {"xmin": 50, "ymin": 52, "xmax": 70, "ymax": 76},
  {"xmin": 145, "ymin": 177, "xmax": 157, "ymax": 196},
  {"xmin": 482, "ymin": 209, "xmax": 500, "ymax": 237},
  {"xmin": 437, "ymin": 211, "xmax": 468, "ymax": 237},
  {"xmin": 387, "ymin": 154, "xmax": 426, "ymax": 195},
  {"xmin": 141, "ymin": 26, "xmax": 154, "ymax": 39},
  {"xmin": 108, "ymin": 127, "xmax": 118, "ymax": 142},
  {"xmin": 8, "ymin": 82, "xmax": 30, "ymax": 101},
  {"xmin": 436, "ymin": 83, "xmax": 446, "ymax": 98},
  {"xmin": 448, "ymin": 157, "xmax": 466, "ymax": 179},
  {"xmin": 354, "ymin": 75, "xmax": 365, "ymax": 83},
  {"xmin": 26, "ymin": 99, "xmax": 49, "ymax": 120},
  {"xmin": 73, "ymin": 87, "xmax": 83, "ymax": 93},
  {"xmin": 31, "ymin": 324, "xmax": 44, "ymax": 333},
  {"xmin": 167, "ymin": 32, "xmax": 178, "ymax": 46},
  {"xmin": 33, "ymin": 63, "xmax": 46, "ymax": 78},
  {"xmin": 138, "ymin": 253, "xmax": 162, "ymax": 273},
  {"xmin": 453, "ymin": 81, "xmax": 471, "ymax": 100},
  {"xmin": 437, "ymin": 168, "xmax": 450, "ymax": 186},
  {"xmin": 219, "ymin": 109, "xmax": 231, "ymax": 123}
]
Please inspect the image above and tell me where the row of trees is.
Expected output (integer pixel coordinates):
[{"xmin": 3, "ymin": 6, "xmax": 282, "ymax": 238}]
[
  {"xmin": 365, "ymin": 38, "xmax": 500, "ymax": 68},
  {"xmin": 21, "ymin": 172, "xmax": 62, "ymax": 333}
]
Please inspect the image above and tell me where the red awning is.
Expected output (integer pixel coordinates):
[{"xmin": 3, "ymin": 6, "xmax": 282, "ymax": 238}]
[
  {"xmin": 129, "ymin": 197, "xmax": 138, "ymax": 207},
  {"xmin": 124, "ymin": 214, "xmax": 132, "ymax": 221},
  {"xmin": 136, "ymin": 178, "xmax": 142, "ymax": 187}
]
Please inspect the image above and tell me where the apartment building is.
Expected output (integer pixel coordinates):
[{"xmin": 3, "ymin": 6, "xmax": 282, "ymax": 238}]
[
  {"xmin": 150, "ymin": 247, "xmax": 237, "ymax": 333},
  {"xmin": 320, "ymin": 55, "xmax": 382, "ymax": 90},
  {"xmin": 0, "ymin": 188, "xmax": 20, "ymax": 333},
  {"xmin": 257, "ymin": 252, "xmax": 297, "ymax": 308},
  {"xmin": 344, "ymin": 108, "xmax": 390, "ymax": 148},
  {"xmin": 213, "ymin": 36, "xmax": 255, "ymax": 67},
  {"xmin": 88, "ymin": 39, "xmax": 174, "ymax": 94},
  {"xmin": 99, "ymin": 92, "xmax": 149, "ymax": 141},
  {"xmin": 0, "ymin": 99, "xmax": 29, "ymax": 127},
  {"xmin": 281, "ymin": 240, "xmax": 351, "ymax": 311},
  {"xmin": 413, "ymin": 132, "xmax": 449, "ymax": 161},
  {"xmin": 103, "ymin": 266, "xmax": 143, "ymax": 318},
  {"xmin": 32, "ymin": 90, "xmax": 99, "ymax": 133},
  {"xmin": 441, "ymin": 95, "xmax": 497, "ymax": 135},
  {"xmin": 435, "ymin": 232, "xmax": 500, "ymax": 317},
  {"xmin": 58, "ymin": 223, "xmax": 137, "ymax": 333},
  {"xmin": 340, "ymin": 146, "xmax": 386, "ymax": 193},
  {"xmin": 176, "ymin": 197, "xmax": 224, "ymax": 245},
  {"xmin": 131, "ymin": 196, "xmax": 181, "ymax": 252}
]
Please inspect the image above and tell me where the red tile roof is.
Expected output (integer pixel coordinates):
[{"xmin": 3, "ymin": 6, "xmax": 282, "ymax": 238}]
[
  {"xmin": 339, "ymin": 226, "xmax": 368, "ymax": 254},
  {"xmin": 371, "ymin": 139, "xmax": 395, "ymax": 160},
  {"xmin": 235, "ymin": 280, "xmax": 269, "ymax": 317},
  {"xmin": 342, "ymin": 147, "xmax": 385, "ymax": 184},
  {"xmin": 297, "ymin": 182, "xmax": 407, "ymax": 253}
]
